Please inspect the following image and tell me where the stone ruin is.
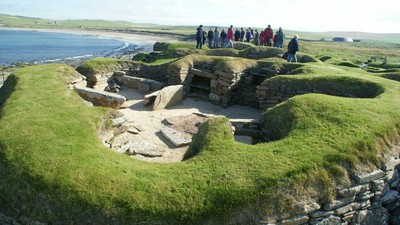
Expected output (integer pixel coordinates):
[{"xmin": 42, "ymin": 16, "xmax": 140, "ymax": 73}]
[
  {"xmin": 74, "ymin": 42, "xmax": 383, "ymax": 160},
  {"xmin": 57, "ymin": 43, "xmax": 400, "ymax": 225}
]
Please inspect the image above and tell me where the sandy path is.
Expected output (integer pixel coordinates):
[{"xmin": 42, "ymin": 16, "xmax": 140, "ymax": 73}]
[{"xmin": 117, "ymin": 87, "xmax": 262, "ymax": 163}]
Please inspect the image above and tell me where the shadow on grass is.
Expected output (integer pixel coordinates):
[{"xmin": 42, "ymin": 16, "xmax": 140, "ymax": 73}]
[{"xmin": 0, "ymin": 74, "xmax": 18, "ymax": 119}]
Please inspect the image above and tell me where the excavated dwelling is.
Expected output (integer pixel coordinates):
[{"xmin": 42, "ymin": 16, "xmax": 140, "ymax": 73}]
[{"xmin": 76, "ymin": 44, "xmax": 321, "ymax": 162}]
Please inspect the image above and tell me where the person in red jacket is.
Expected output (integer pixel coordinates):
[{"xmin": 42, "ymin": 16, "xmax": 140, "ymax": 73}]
[
  {"xmin": 259, "ymin": 31, "xmax": 265, "ymax": 46},
  {"xmin": 224, "ymin": 25, "xmax": 234, "ymax": 48},
  {"xmin": 263, "ymin": 25, "xmax": 274, "ymax": 46}
]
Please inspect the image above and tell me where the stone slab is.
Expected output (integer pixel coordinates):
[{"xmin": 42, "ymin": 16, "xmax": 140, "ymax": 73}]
[
  {"xmin": 153, "ymin": 85, "xmax": 184, "ymax": 110},
  {"xmin": 126, "ymin": 141, "xmax": 165, "ymax": 157},
  {"xmin": 161, "ymin": 127, "xmax": 192, "ymax": 147},
  {"xmin": 75, "ymin": 86, "xmax": 125, "ymax": 109}
]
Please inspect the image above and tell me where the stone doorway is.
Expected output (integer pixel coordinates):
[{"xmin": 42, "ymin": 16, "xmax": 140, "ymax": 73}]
[{"xmin": 188, "ymin": 68, "xmax": 215, "ymax": 101}]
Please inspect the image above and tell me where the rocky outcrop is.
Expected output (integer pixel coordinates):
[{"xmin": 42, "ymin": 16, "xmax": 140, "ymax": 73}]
[
  {"xmin": 75, "ymin": 86, "xmax": 126, "ymax": 108},
  {"xmin": 0, "ymin": 212, "xmax": 46, "ymax": 225},
  {"xmin": 153, "ymin": 42, "xmax": 169, "ymax": 52}
]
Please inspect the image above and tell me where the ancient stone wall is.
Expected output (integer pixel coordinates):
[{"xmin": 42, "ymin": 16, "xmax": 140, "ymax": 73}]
[
  {"xmin": 122, "ymin": 63, "xmax": 170, "ymax": 83},
  {"xmin": 256, "ymin": 85, "xmax": 305, "ymax": 109},
  {"xmin": 262, "ymin": 154, "xmax": 400, "ymax": 225},
  {"xmin": 256, "ymin": 78, "xmax": 383, "ymax": 110}
]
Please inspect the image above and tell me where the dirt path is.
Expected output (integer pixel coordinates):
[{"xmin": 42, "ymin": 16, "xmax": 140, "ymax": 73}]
[{"xmin": 116, "ymin": 87, "xmax": 262, "ymax": 163}]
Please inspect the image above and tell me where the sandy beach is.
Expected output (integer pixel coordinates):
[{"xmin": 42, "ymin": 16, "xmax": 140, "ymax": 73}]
[{"xmin": 0, "ymin": 27, "xmax": 181, "ymax": 52}]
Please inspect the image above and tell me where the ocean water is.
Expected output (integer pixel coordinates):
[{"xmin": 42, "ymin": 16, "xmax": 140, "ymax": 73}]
[{"xmin": 0, "ymin": 29, "xmax": 131, "ymax": 66}]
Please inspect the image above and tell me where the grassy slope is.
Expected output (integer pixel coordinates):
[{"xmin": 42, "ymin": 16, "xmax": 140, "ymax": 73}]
[
  {"xmin": 1, "ymin": 13, "xmax": 400, "ymax": 224},
  {"xmin": 1, "ymin": 53, "xmax": 400, "ymax": 224}
]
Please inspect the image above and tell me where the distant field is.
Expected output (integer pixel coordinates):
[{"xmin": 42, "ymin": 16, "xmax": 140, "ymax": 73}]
[
  {"xmin": 1, "ymin": 13, "xmax": 400, "ymax": 43},
  {"xmin": 1, "ymin": 13, "xmax": 399, "ymax": 66}
]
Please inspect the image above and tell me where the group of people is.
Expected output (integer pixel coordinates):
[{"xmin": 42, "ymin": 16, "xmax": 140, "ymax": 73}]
[{"xmin": 195, "ymin": 24, "xmax": 299, "ymax": 62}]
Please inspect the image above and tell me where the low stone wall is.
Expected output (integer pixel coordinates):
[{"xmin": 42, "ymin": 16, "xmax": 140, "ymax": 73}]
[
  {"xmin": 256, "ymin": 85, "xmax": 306, "ymax": 109},
  {"xmin": 166, "ymin": 62, "xmax": 248, "ymax": 106},
  {"xmin": 166, "ymin": 65, "xmax": 189, "ymax": 85},
  {"xmin": 85, "ymin": 72, "xmax": 114, "ymax": 89},
  {"xmin": 122, "ymin": 63, "xmax": 170, "ymax": 83},
  {"xmin": 114, "ymin": 74, "xmax": 163, "ymax": 94},
  {"xmin": 256, "ymin": 78, "xmax": 383, "ymax": 110},
  {"xmin": 262, "ymin": 154, "xmax": 400, "ymax": 225},
  {"xmin": 212, "ymin": 69, "xmax": 244, "ymax": 106}
]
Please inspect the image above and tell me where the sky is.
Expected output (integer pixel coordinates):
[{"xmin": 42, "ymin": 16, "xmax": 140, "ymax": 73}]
[{"xmin": 0, "ymin": 0, "xmax": 399, "ymax": 33}]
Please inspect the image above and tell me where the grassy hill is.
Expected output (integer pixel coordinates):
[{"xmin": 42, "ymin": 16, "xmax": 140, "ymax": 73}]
[
  {"xmin": 1, "ymin": 13, "xmax": 400, "ymax": 224},
  {"xmin": 1, "ymin": 39, "xmax": 400, "ymax": 224}
]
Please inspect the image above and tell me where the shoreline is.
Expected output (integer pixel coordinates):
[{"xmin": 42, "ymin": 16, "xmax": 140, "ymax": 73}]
[
  {"xmin": 0, "ymin": 27, "xmax": 181, "ymax": 67},
  {"xmin": 0, "ymin": 27, "xmax": 180, "ymax": 46}
]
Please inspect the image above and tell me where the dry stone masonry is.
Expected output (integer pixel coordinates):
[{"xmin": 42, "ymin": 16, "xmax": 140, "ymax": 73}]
[{"xmin": 261, "ymin": 155, "xmax": 400, "ymax": 225}]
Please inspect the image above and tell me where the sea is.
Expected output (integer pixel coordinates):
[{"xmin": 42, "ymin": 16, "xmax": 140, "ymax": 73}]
[{"xmin": 0, "ymin": 29, "xmax": 144, "ymax": 66}]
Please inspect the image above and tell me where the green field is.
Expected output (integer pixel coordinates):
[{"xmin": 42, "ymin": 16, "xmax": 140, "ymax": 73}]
[{"xmin": 1, "ymin": 14, "xmax": 400, "ymax": 224}]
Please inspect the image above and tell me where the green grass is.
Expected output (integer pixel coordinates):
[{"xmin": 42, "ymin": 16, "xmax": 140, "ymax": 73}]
[
  {"xmin": 1, "ymin": 56, "xmax": 400, "ymax": 224},
  {"xmin": 76, "ymin": 58, "xmax": 134, "ymax": 75},
  {"xmin": 2, "ymin": 13, "xmax": 400, "ymax": 223}
]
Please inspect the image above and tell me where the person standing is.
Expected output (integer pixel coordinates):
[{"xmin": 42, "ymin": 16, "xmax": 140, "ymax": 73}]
[
  {"xmin": 203, "ymin": 30, "xmax": 207, "ymax": 45},
  {"xmin": 287, "ymin": 35, "xmax": 299, "ymax": 62},
  {"xmin": 253, "ymin": 29, "xmax": 260, "ymax": 46},
  {"xmin": 240, "ymin": 28, "xmax": 245, "ymax": 42},
  {"xmin": 245, "ymin": 29, "xmax": 252, "ymax": 42},
  {"xmin": 275, "ymin": 27, "xmax": 285, "ymax": 48},
  {"xmin": 264, "ymin": 25, "xmax": 274, "ymax": 46},
  {"xmin": 224, "ymin": 25, "xmax": 234, "ymax": 48},
  {"xmin": 220, "ymin": 29, "xmax": 226, "ymax": 47},
  {"xmin": 213, "ymin": 28, "xmax": 219, "ymax": 47},
  {"xmin": 273, "ymin": 32, "xmax": 279, "ymax": 47},
  {"xmin": 234, "ymin": 28, "xmax": 240, "ymax": 42},
  {"xmin": 207, "ymin": 28, "xmax": 214, "ymax": 47},
  {"xmin": 195, "ymin": 25, "xmax": 204, "ymax": 49},
  {"xmin": 260, "ymin": 30, "xmax": 265, "ymax": 46}
]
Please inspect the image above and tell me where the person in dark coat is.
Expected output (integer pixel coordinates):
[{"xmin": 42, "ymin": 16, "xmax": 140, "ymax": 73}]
[
  {"xmin": 287, "ymin": 35, "xmax": 299, "ymax": 62},
  {"xmin": 207, "ymin": 28, "xmax": 214, "ymax": 47},
  {"xmin": 202, "ymin": 30, "xmax": 207, "ymax": 45},
  {"xmin": 273, "ymin": 32, "xmax": 279, "ymax": 47},
  {"xmin": 195, "ymin": 25, "xmax": 203, "ymax": 49},
  {"xmin": 275, "ymin": 27, "xmax": 285, "ymax": 48},
  {"xmin": 253, "ymin": 29, "xmax": 260, "ymax": 46},
  {"xmin": 220, "ymin": 29, "xmax": 226, "ymax": 47},
  {"xmin": 240, "ymin": 28, "xmax": 245, "ymax": 42},
  {"xmin": 234, "ymin": 28, "xmax": 240, "ymax": 41}
]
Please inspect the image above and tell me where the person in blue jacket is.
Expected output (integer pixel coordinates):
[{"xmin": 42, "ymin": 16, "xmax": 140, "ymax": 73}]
[
  {"xmin": 275, "ymin": 27, "xmax": 285, "ymax": 48},
  {"xmin": 213, "ymin": 28, "xmax": 219, "ymax": 47}
]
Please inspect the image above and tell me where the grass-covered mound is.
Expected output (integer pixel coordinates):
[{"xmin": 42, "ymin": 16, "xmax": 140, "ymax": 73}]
[
  {"xmin": 76, "ymin": 58, "xmax": 135, "ymax": 75},
  {"xmin": 1, "ymin": 59, "xmax": 400, "ymax": 224},
  {"xmin": 133, "ymin": 42, "xmax": 320, "ymax": 65}
]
